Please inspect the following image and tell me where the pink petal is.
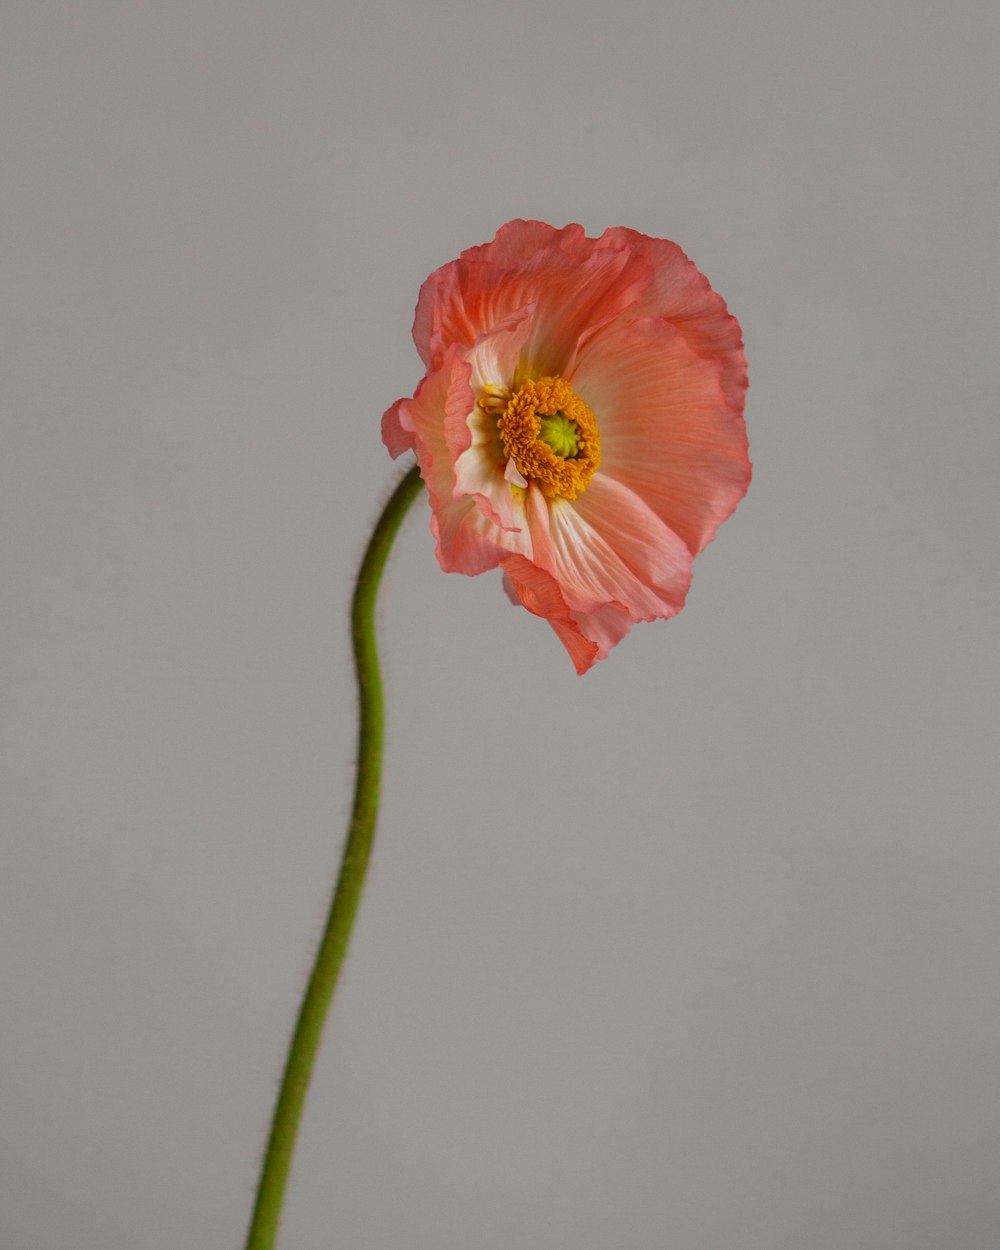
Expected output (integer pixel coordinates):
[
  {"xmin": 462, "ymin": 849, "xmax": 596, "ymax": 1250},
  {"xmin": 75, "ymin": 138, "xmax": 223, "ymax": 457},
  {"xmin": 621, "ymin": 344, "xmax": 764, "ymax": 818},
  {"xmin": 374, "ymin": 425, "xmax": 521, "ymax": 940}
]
[{"xmin": 465, "ymin": 307, "xmax": 534, "ymax": 395}]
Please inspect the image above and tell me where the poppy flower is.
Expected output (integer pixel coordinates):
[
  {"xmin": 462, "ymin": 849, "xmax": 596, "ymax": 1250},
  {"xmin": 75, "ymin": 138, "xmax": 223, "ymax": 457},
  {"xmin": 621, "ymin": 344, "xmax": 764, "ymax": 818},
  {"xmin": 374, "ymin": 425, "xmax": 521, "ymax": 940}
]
[{"xmin": 383, "ymin": 220, "xmax": 750, "ymax": 673}]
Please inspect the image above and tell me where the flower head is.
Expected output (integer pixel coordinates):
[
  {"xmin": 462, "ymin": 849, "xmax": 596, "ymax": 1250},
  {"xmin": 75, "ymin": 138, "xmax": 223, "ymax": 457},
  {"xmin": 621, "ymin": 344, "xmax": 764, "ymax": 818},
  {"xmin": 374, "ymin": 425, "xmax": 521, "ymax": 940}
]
[{"xmin": 383, "ymin": 220, "xmax": 750, "ymax": 673}]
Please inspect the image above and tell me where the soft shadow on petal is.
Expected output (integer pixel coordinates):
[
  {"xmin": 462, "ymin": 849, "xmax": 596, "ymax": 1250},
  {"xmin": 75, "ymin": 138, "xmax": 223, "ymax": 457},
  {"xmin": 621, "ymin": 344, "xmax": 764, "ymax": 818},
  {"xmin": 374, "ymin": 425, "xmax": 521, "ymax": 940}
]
[{"xmin": 452, "ymin": 403, "xmax": 518, "ymax": 532}]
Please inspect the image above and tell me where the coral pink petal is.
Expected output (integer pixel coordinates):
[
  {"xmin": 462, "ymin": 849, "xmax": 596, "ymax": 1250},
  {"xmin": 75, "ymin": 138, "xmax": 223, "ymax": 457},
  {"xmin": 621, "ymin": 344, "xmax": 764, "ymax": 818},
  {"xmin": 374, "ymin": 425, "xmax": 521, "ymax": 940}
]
[
  {"xmin": 459, "ymin": 219, "xmax": 585, "ymax": 269},
  {"xmin": 381, "ymin": 397, "xmax": 415, "ymax": 459},
  {"xmin": 414, "ymin": 224, "xmax": 651, "ymax": 377},
  {"xmin": 388, "ymin": 220, "xmax": 749, "ymax": 673},
  {"xmin": 571, "ymin": 316, "xmax": 750, "ymax": 555},
  {"xmin": 500, "ymin": 554, "xmax": 600, "ymax": 675},
  {"xmin": 501, "ymin": 558, "xmax": 637, "ymax": 672},
  {"xmin": 595, "ymin": 227, "xmax": 747, "ymax": 409},
  {"xmin": 568, "ymin": 601, "xmax": 635, "ymax": 663},
  {"xmin": 465, "ymin": 309, "xmax": 535, "ymax": 395},
  {"xmin": 517, "ymin": 246, "xmax": 651, "ymax": 378},
  {"xmin": 409, "ymin": 223, "xmax": 578, "ymax": 367}
]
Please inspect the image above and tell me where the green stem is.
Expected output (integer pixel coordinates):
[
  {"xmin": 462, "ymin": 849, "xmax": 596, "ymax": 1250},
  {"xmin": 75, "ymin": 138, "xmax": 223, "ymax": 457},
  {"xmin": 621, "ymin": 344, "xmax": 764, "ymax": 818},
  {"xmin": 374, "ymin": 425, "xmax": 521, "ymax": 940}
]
[{"xmin": 244, "ymin": 463, "xmax": 424, "ymax": 1250}]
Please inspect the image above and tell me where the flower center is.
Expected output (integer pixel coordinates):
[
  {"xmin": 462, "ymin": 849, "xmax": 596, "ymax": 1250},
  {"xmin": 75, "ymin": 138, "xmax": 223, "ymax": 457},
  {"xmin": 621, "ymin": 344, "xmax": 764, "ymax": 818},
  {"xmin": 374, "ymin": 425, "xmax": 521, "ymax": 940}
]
[{"xmin": 496, "ymin": 376, "xmax": 600, "ymax": 500}]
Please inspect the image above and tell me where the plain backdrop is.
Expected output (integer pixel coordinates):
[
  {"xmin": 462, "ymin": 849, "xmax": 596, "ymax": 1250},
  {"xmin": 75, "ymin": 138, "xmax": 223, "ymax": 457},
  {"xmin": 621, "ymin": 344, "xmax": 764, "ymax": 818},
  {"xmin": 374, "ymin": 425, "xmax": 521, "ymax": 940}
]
[{"xmin": 3, "ymin": 2, "xmax": 999, "ymax": 1248}]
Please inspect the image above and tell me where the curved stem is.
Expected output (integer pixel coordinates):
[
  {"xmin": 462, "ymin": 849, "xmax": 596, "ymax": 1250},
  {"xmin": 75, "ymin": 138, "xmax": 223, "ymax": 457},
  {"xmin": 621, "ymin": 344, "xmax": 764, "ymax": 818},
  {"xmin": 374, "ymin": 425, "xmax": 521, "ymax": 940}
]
[{"xmin": 244, "ymin": 463, "xmax": 424, "ymax": 1250}]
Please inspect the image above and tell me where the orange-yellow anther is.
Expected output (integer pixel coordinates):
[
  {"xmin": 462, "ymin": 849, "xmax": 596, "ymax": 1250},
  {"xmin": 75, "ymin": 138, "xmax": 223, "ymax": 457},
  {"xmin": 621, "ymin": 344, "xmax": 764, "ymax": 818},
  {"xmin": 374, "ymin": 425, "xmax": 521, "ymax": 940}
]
[{"xmin": 497, "ymin": 376, "xmax": 601, "ymax": 500}]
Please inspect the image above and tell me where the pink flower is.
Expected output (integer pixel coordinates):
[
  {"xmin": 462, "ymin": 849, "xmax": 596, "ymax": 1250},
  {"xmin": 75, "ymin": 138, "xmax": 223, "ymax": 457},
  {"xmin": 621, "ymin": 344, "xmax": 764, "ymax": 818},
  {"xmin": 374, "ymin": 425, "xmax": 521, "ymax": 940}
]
[{"xmin": 383, "ymin": 220, "xmax": 750, "ymax": 674}]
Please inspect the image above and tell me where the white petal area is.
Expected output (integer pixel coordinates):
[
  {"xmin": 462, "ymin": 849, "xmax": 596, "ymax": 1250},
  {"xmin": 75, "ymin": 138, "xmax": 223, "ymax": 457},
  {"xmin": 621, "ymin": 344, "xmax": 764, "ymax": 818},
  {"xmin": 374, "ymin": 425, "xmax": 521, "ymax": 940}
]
[
  {"xmin": 571, "ymin": 316, "xmax": 750, "ymax": 556},
  {"xmin": 435, "ymin": 446, "xmax": 535, "ymax": 576}
]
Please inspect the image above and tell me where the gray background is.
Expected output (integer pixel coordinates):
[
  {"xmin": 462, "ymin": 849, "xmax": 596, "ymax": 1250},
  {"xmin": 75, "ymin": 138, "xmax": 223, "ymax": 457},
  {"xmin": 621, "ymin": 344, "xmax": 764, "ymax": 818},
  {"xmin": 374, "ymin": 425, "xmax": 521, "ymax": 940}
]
[{"xmin": 3, "ymin": 1, "xmax": 998, "ymax": 1248}]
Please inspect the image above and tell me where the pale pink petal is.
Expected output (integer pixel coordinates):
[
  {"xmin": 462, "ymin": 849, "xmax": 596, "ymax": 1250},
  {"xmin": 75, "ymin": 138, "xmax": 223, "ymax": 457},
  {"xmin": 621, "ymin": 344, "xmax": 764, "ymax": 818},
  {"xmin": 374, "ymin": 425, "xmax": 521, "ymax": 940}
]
[
  {"xmin": 569, "ymin": 475, "xmax": 693, "ymax": 612},
  {"xmin": 527, "ymin": 484, "xmax": 691, "ymax": 623},
  {"xmin": 436, "ymin": 481, "xmax": 533, "ymax": 574},
  {"xmin": 453, "ymin": 312, "xmax": 535, "ymax": 532},
  {"xmin": 392, "ymin": 347, "xmax": 469, "ymax": 508},
  {"xmin": 452, "ymin": 402, "xmax": 519, "ymax": 532},
  {"xmin": 389, "ymin": 348, "xmax": 498, "ymax": 576},
  {"xmin": 395, "ymin": 346, "xmax": 540, "ymax": 576},
  {"xmin": 571, "ymin": 316, "xmax": 750, "ymax": 555}
]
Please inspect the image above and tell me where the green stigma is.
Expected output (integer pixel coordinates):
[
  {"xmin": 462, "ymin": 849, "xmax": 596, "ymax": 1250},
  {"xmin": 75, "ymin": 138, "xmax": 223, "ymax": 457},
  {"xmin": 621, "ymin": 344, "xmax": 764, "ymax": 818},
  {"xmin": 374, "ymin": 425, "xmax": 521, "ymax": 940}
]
[{"xmin": 536, "ymin": 411, "xmax": 581, "ymax": 459}]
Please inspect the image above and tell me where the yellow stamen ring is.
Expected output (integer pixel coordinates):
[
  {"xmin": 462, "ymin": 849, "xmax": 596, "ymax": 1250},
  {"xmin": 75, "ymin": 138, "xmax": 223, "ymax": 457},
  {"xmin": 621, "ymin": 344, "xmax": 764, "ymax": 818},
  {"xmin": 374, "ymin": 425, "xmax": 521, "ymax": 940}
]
[{"xmin": 497, "ymin": 376, "xmax": 601, "ymax": 500}]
